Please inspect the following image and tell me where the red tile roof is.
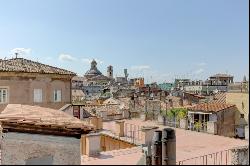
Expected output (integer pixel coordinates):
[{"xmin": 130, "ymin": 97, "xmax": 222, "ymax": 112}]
[
  {"xmin": 0, "ymin": 104, "xmax": 94, "ymax": 137},
  {"xmin": 188, "ymin": 103, "xmax": 235, "ymax": 113},
  {"xmin": 0, "ymin": 58, "xmax": 76, "ymax": 75},
  {"xmin": 210, "ymin": 92, "xmax": 226, "ymax": 104}
]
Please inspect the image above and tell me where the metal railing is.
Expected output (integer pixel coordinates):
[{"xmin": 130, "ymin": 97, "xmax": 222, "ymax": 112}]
[
  {"xmin": 124, "ymin": 123, "xmax": 142, "ymax": 144},
  {"xmin": 177, "ymin": 149, "xmax": 232, "ymax": 165}
]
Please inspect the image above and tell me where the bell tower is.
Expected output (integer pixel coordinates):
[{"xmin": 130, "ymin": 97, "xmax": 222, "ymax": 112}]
[{"xmin": 107, "ymin": 65, "xmax": 113, "ymax": 79}]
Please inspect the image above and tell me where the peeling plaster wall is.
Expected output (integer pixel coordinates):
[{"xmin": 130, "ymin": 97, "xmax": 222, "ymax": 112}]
[{"xmin": 1, "ymin": 132, "xmax": 81, "ymax": 165}]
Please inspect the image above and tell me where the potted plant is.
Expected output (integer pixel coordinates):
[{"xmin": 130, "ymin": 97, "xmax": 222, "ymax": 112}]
[
  {"xmin": 166, "ymin": 109, "xmax": 177, "ymax": 127},
  {"xmin": 177, "ymin": 109, "xmax": 188, "ymax": 129},
  {"xmin": 194, "ymin": 121, "xmax": 202, "ymax": 132}
]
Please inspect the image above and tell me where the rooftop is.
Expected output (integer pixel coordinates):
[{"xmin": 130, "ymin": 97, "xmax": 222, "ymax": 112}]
[
  {"xmin": 82, "ymin": 147, "xmax": 144, "ymax": 165},
  {"xmin": 103, "ymin": 119, "xmax": 248, "ymax": 162},
  {"xmin": 184, "ymin": 92, "xmax": 206, "ymax": 99},
  {"xmin": 188, "ymin": 103, "xmax": 235, "ymax": 113},
  {"xmin": 0, "ymin": 104, "xmax": 94, "ymax": 137},
  {"xmin": 0, "ymin": 58, "xmax": 76, "ymax": 75},
  {"xmin": 210, "ymin": 73, "xmax": 233, "ymax": 78},
  {"xmin": 210, "ymin": 92, "xmax": 226, "ymax": 104}
]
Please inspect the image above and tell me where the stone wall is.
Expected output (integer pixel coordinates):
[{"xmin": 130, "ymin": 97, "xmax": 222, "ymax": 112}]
[
  {"xmin": 231, "ymin": 146, "xmax": 249, "ymax": 165},
  {"xmin": 179, "ymin": 119, "xmax": 188, "ymax": 129},
  {"xmin": 207, "ymin": 121, "xmax": 217, "ymax": 135},
  {"xmin": 226, "ymin": 92, "xmax": 249, "ymax": 125},
  {"xmin": 1, "ymin": 132, "xmax": 81, "ymax": 165}
]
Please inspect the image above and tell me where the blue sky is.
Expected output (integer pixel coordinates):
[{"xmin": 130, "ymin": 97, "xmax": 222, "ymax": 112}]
[{"xmin": 0, "ymin": 0, "xmax": 249, "ymax": 83}]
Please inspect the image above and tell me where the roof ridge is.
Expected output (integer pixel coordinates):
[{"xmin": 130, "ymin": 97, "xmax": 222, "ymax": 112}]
[{"xmin": 0, "ymin": 57, "xmax": 76, "ymax": 75}]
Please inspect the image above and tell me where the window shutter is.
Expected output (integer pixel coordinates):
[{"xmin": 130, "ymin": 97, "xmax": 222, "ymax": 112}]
[
  {"xmin": 39, "ymin": 90, "xmax": 42, "ymax": 102},
  {"xmin": 34, "ymin": 89, "xmax": 42, "ymax": 103},
  {"xmin": 57, "ymin": 90, "xmax": 61, "ymax": 102},
  {"xmin": 34, "ymin": 89, "xmax": 38, "ymax": 102}
]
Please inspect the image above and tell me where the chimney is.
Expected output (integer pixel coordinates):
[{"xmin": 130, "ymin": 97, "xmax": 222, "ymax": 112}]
[
  {"xmin": 162, "ymin": 128, "xmax": 176, "ymax": 165},
  {"xmin": 152, "ymin": 130, "xmax": 162, "ymax": 165},
  {"xmin": 84, "ymin": 133, "xmax": 101, "ymax": 156}
]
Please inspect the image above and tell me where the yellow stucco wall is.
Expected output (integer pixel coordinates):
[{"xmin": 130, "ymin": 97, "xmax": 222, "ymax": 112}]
[{"xmin": 226, "ymin": 92, "xmax": 249, "ymax": 125}]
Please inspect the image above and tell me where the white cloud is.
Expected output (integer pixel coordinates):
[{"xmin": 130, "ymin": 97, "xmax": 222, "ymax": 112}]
[
  {"xmin": 193, "ymin": 68, "xmax": 204, "ymax": 75},
  {"xmin": 130, "ymin": 65, "xmax": 151, "ymax": 70},
  {"xmin": 81, "ymin": 58, "xmax": 104, "ymax": 65},
  {"xmin": 59, "ymin": 54, "xmax": 75, "ymax": 62},
  {"xmin": 10, "ymin": 48, "xmax": 31, "ymax": 57}
]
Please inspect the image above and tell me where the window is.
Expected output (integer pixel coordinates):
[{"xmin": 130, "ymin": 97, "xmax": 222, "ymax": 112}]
[
  {"xmin": 53, "ymin": 90, "xmax": 61, "ymax": 102},
  {"xmin": 34, "ymin": 89, "xmax": 43, "ymax": 103},
  {"xmin": 0, "ymin": 88, "xmax": 8, "ymax": 104},
  {"xmin": 240, "ymin": 114, "xmax": 244, "ymax": 119}
]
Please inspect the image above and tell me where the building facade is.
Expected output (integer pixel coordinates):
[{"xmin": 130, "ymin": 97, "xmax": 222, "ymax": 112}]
[{"xmin": 0, "ymin": 58, "xmax": 75, "ymax": 111}]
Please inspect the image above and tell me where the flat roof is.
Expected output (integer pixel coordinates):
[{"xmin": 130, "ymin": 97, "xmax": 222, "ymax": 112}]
[
  {"xmin": 103, "ymin": 119, "xmax": 248, "ymax": 162},
  {"xmin": 82, "ymin": 147, "xmax": 143, "ymax": 165}
]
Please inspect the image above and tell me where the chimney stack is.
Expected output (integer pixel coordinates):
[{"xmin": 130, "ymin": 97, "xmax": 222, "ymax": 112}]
[
  {"xmin": 152, "ymin": 130, "xmax": 162, "ymax": 165},
  {"xmin": 162, "ymin": 128, "xmax": 176, "ymax": 165}
]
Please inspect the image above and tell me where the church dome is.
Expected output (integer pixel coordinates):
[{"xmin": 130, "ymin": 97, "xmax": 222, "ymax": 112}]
[{"xmin": 84, "ymin": 59, "xmax": 103, "ymax": 78}]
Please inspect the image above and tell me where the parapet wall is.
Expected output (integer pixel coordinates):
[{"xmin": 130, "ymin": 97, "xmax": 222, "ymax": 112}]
[{"xmin": 231, "ymin": 146, "xmax": 249, "ymax": 165}]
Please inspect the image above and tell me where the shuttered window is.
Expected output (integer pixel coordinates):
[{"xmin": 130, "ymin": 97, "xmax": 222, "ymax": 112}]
[
  {"xmin": 34, "ymin": 89, "xmax": 43, "ymax": 103},
  {"xmin": 0, "ymin": 88, "xmax": 8, "ymax": 103},
  {"xmin": 54, "ymin": 90, "xmax": 62, "ymax": 102}
]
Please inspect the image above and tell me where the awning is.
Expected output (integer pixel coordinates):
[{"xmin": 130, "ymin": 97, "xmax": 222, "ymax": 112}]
[{"xmin": 188, "ymin": 111, "xmax": 212, "ymax": 115}]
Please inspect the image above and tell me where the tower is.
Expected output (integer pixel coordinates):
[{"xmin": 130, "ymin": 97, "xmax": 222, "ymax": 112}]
[
  {"xmin": 107, "ymin": 65, "xmax": 113, "ymax": 79},
  {"xmin": 91, "ymin": 59, "xmax": 97, "ymax": 70},
  {"xmin": 124, "ymin": 69, "xmax": 129, "ymax": 81}
]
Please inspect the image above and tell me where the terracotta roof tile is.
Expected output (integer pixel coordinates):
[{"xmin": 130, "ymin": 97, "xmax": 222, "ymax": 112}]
[
  {"xmin": 0, "ymin": 104, "xmax": 94, "ymax": 136},
  {"xmin": 210, "ymin": 92, "xmax": 226, "ymax": 104},
  {"xmin": 0, "ymin": 58, "xmax": 76, "ymax": 75},
  {"xmin": 188, "ymin": 103, "xmax": 235, "ymax": 113}
]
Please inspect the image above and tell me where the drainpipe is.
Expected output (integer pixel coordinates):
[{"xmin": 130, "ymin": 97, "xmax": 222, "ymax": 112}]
[
  {"xmin": 152, "ymin": 130, "xmax": 162, "ymax": 165},
  {"xmin": 70, "ymin": 76, "xmax": 73, "ymax": 104},
  {"xmin": 162, "ymin": 128, "xmax": 176, "ymax": 165}
]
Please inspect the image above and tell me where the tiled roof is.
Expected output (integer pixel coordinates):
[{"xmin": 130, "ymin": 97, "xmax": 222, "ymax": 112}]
[
  {"xmin": 210, "ymin": 92, "xmax": 226, "ymax": 104},
  {"xmin": 95, "ymin": 105, "xmax": 122, "ymax": 115},
  {"xmin": 0, "ymin": 104, "xmax": 94, "ymax": 137},
  {"xmin": 188, "ymin": 103, "xmax": 235, "ymax": 113},
  {"xmin": 72, "ymin": 89, "xmax": 85, "ymax": 97},
  {"xmin": 88, "ymin": 74, "xmax": 111, "ymax": 81},
  {"xmin": 0, "ymin": 58, "xmax": 76, "ymax": 75},
  {"xmin": 82, "ymin": 108, "xmax": 95, "ymax": 118}
]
